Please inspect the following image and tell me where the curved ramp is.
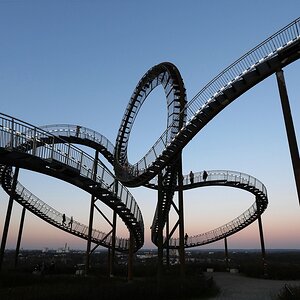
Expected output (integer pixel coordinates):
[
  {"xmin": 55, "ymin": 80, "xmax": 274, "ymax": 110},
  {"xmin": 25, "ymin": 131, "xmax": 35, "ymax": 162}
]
[
  {"xmin": 112, "ymin": 17, "xmax": 300, "ymax": 249},
  {"xmin": 114, "ymin": 17, "xmax": 300, "ymax": 187},
  {"xmin": 0, "ymin": 165, "xmax": 129, "ymax": 251},
  {"xmin": 0, "ymin": 114, "xmax": 144, "ymax": 251},
  {"xmin": 114, "ymin": 62, "xmax": 187, "ymax": 185},
  {"xmin": 0, "ymin": 122, "xmax": 268, "ymax": 251},
  {"xmin": 39, "ymin": 125, "xmax": 268, "ymax": 249},
  {"xmin": 157, "ymin": 170, "xmax": 268, "ymax": 248},
  {"xmin": 40, "ymin": 124, "xmax": 115, "ymax": 164},
  {"xmin": 1, "ymin": 17, "xmax": 299, "ymax": 252}
]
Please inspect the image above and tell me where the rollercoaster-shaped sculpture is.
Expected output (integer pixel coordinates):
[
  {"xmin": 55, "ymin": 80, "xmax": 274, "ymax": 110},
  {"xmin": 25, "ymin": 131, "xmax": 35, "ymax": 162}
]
[{"xmin": 1, "ymin": 17, "xmax": 300, "ymax": 253}]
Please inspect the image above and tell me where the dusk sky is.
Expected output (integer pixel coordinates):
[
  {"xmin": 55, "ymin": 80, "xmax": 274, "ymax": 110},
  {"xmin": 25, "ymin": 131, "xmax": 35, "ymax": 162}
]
[{"xmin": 0, "ymin": 0, "xmax": 300, "ymax": 251}]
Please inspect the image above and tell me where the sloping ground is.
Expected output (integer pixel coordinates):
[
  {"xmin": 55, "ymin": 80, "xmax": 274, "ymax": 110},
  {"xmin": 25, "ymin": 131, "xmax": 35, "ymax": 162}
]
[{"xmin": 205, "ymin": 272, "xmax": 300, "ymax": 300}]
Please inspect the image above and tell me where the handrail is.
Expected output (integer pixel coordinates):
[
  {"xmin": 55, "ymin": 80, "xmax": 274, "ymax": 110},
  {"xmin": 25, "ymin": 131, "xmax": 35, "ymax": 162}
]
[
  {"xmin": 172, "ymin": 202, "xmax": 257, "ymax": 247},
  {"xmin": 148, "ymin": 169, "xmax": 267, "ymax": 194},
  {"xmin": 164, "ymin": 170, "xmax": 268, "ymax": 248},
  {"xmin": 29, "ymin": 124, "xmax": 268, "ymax": 249},
  {"xmin": 185, "ymin": 17, "xmax": 300, "ymax": 121},
  {"xmin": 0, "ymin": 114, "xmax": 144, "ymax": 249},
  {"xmin": 130, "ymin": 17, "xmax": 300, "ymax": 179},
  {"xmin": 2, "ymin": 17, "xmax": 296, "ymax": 251},
  {"xmin": 0, "ymin": 166, "xmax": 129, "ymax": 250},
  {"xmin": 188, "ymin": 169, "xmax": 267, "ymax": 195},
  {"xmin": 40, "ymin": 124, "xmax": 115, "ymax": 160},
  {"xmin": 43, "ymin": 132, "xmax": 268, "ymax": 248}
]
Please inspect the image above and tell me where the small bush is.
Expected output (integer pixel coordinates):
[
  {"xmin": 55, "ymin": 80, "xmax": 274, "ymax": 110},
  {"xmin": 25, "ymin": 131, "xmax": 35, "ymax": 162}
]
[
  {"xmin": 0, "ymin": 270, "xmax": 219, "ymax": 300},
  {"xmin": 276, "ymin": 284, "xmax": 300, "ymax": 299}
]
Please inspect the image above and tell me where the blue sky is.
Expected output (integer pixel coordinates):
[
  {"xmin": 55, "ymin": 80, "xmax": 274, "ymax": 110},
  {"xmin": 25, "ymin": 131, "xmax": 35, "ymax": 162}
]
[{"xmin": 0, "ymin": 0, "xmax": 300, "ymax": 250}]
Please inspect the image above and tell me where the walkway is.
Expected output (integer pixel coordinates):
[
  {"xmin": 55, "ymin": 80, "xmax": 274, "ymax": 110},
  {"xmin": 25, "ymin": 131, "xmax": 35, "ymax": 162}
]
[{"xmin": 205, "ymin": 272, "xmax": 300, "ymax": 300}]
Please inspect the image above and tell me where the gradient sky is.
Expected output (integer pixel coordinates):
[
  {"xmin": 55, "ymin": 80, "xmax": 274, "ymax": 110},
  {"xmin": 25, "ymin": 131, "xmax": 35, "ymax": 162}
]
[{"xmin": 0, "ymin": 0, "xmax": 300, "ymax": 251}]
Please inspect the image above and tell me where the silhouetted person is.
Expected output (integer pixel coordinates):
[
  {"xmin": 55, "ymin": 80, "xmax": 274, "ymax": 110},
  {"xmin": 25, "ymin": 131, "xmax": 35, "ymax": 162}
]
[
  {"xmin": 68, "ymin": 216, "xmax": 73, "ymax": 229},
  {"xmin": 62, "ymin": 213, "xmax": 66, "ymax": 226},
  {"xmin": 76, "ymin": 125, "xmax": 81, "ymax": 137},
  {"xmin": 203, "ymin": 170, "xmax": 208, "ymax": 181},
  {"xmin": 184, "ymin": 233, "xmax": 188, "ymax": 245},
  {"xmin": 189, "ymin": 171, "xmax": 194, "ymax": 184}
]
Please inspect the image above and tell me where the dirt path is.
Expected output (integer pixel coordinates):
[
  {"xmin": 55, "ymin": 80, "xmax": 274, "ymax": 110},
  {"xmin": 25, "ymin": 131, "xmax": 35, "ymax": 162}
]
[{"xmin": 204, "ymin": 272, "xmax": 300, "ymax": 299}]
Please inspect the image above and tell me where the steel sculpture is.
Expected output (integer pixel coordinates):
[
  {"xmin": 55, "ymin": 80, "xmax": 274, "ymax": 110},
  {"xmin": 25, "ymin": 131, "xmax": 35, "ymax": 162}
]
[
  {"xmin": 1, "ymin": 17, "xmax": 300, "ymax": 276},
  {"xmin": 0, "ymin": 117, "xmax": 144, "ymax": 252}
]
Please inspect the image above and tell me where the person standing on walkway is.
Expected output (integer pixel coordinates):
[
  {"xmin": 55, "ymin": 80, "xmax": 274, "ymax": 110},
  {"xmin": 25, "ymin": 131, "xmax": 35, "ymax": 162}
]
[
  {"xmin": 184, "ymin": 233, "xmax": 189, "ymax": 245},
  {"xmin": 62, "ymin": 213, "xmax": 66, "ymax": 226},
  {"xmin": 76, "ymin": 125, "xmax": 81, "ymax": 137},
  {"xmin": 189, "ymin": 171, "xmax": 194, "ymax": 184},
  {"xmin": 203, "ymin": 170, "xmax": 208, "ymax": 181},
  {"xmin": 68, "ymin": 216, "xmax": 73, "ymax": 229}
]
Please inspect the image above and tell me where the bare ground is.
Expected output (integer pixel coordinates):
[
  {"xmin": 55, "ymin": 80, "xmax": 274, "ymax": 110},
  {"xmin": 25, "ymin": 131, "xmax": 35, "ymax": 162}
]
[{"xmin": 204, "ymin": 272, "xmax": 300, "ymax": 300}]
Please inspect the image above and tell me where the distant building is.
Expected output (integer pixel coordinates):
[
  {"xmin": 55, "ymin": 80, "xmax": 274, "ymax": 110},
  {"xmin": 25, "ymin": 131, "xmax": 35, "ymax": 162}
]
[{"xmin": 56, "ymin": 243, "xmax": 70, "ymax": 253}]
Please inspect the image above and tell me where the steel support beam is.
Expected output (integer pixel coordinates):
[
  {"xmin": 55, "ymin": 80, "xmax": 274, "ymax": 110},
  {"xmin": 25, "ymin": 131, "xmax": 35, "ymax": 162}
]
[
  {"xmin": 85, "ymin": 196, "xmax": 95, "ymax": 274},
  {"xmin": 258, "ymin": 214, "xmax": 267, "ymax": 275},
  {"xmin": 166, "ymin": 215, "xmax": 170, "ymax": 268},
  {"xmin": 177, "ymin": 153, "xmax": 185, "ymax": 280},
  {"xmin": 15, "ymin": 206, "xmax": 26, "ymax": 268},
  {"xmin": 109, "ymin": 209, "xmax": 117, "ymax": 277},
  {"xmin": 127, "ymin": 230, "xmax": 134, "ymax": 281},
  {"xmin": 0, "ymin": 167, "xmax": 19, "ymax": 271},
  {"xmin": 256, "ymin": 199, "xmax": 267, "ymax": 277},
  {"xmin": 157, "ymin": 172, "xmax": 164, "ymax": 280},
  {"xmin": 276, "ymin": 69, "xmax": 300, "ymax": 205},
  {"xmin": 85, "ymin": 150, "xmax": 99, "ymax": 274},
  {"xmin": 224, "ymin": 237, "xmax": 229, "ymax": 271}
]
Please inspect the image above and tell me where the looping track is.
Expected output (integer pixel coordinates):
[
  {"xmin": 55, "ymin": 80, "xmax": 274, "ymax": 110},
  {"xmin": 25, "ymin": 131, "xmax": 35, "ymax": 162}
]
[
  {"xmin": 34, "ymin": 125, "xmax": 268, "ymax": 248},
  {"xmin": 114, "ymin": 62, "xmax": 187, "ymax": 183},
  {"xmin": 115, "ymin": 17, "xmax": 300, "ymax": 188},
  {"xmin": 0, "ymin": 119, "xmax": 143, "ymax": 251},
  {"xmin": 1, "ymin": 17, "xmax": 300, "ymax": 252},
  {"xmin": 0, "ymin": 165, "xmax": 129, "ymax": 251}
]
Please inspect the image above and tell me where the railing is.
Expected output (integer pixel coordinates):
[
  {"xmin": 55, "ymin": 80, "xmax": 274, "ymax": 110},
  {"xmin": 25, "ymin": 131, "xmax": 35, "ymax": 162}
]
[
  {"xmin": 131, "ymin": 17, "xmax": 300, "ymax": 177},
  {"xmin": 185, "ymin": 17, "xmax": 300, "ymax": 121},
  {"xmin": 149, "ymin": 170, "xmax": 267, "ymax": 195},
  {"xmin": 8, "ymin": 172, "xmax": 128, "ymax": 249},
  {"xmin": 0, "ymin": 113, "xmax": 143, "ymax": 233},
  {"xmin": 152, "ymin": 170, "xmax": 268, "ymax": 247},
  {"xmin": 171, "ymin": 202, "xmax": 258, "ymax": 247},
  {"xmin": 40, "ymin": 124, "xmax": 115, "ymax": 159},
  {"xmin": 192, "ymin": 170, "xmax": 267, "ymax": 194}
]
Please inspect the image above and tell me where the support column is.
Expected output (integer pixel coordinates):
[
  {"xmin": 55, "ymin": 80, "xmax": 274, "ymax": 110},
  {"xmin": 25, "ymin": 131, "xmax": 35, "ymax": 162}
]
[
  {"xmin": 127, "ymin": 230, "xmax": 134, "ymax": 281},
  {"xmin": 86, "ymin": 195, "xmax": 95, "ymax": 274},
  {"xmin": 276, "ymin": 70, "xmax": 300, "ymax": 205},
  {"xmin": 15, "ymin": 206, "xmax": 26, "ymax": 268},
  {"xmin": 109, "ymin": 179, "xmax": 118, "ymax": 277},
  {"xmin": 256, "ymin": 196, "xmax": 267, "ymax": 277},
  {"xmin": 0, "ymin": 167, "xmax": 19, "ymax": 271},
  {"xmin": 257, "ymin": 211, "xmax": 267, "ymax": 277},
  {"xmin": 157, "ymin": 172, "xmax": 164, "ymax": 280},
  {"xmin": 224, "ymin": 237, "xmax": 229, "ymax": 271},
  {"xmin": 85, "ymin": 150, "xmax": 99, "ymax": 274},
  {"xmin": 107, "ymin": 247, "xmax": 111, "ymax": 276},
  {"xmin": 109, "ymin": 210, "xmax": 117, "ymax": 277},
  {"xmin": 177, "ymin": 153, "xmax": 185, "ymax": 281},
  {"xmin": 166, "ymin": 215, "xmax": 170, "ymax": 268}
]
